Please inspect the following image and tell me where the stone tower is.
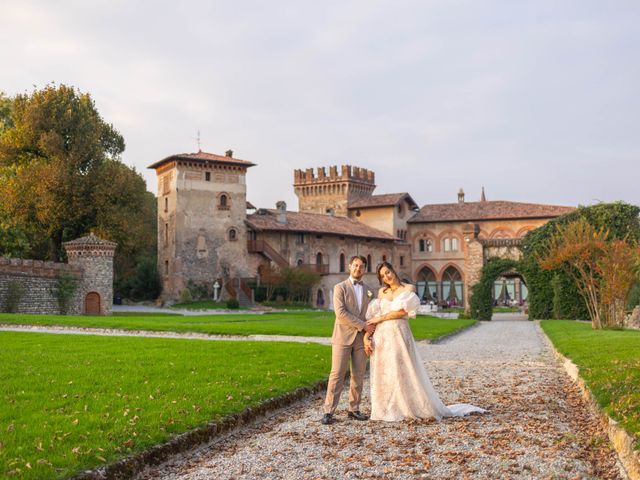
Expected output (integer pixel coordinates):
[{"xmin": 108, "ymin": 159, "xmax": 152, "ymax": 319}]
[
  {"xmin": 293, "ymin": 165, "xmax": 376, "ymax": 216},
  {"xmin": 63, "ymin": 233, "xmax": 117, "ymax": 315},
  {"xmin": 148, "ymin": 150, "xmax": 256, "ymax": 301}
]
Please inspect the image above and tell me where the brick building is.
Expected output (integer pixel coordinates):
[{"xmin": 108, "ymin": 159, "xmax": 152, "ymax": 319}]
[{"xmin": 149, "ymin": 151, "xmax": 574, "ymax": 310}]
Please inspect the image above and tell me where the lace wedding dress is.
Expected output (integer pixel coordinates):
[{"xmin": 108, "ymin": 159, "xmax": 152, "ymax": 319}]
[{"xmin": 367, "ymin": 291, "xmax": 486, "ymax": 422}]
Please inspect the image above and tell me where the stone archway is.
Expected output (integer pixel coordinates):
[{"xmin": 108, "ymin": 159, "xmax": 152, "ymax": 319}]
[
  {"xmin": 469, "ymin": 258, "xmax": 520, "ymax": 320},
  {"xmin": 84, "ymin": 292, "xmax": 101, "ymax": 315}
]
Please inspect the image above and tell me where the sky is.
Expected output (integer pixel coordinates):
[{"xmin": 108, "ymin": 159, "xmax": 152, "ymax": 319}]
[{"xmin": 1, "ymin": 0, "xmax": 639, "ymax": 210}]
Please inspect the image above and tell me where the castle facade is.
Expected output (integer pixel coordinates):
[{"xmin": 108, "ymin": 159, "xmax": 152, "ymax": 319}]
[{"xmin": 149, "ymin": 151, "xmax": 574, "ymax": 309}]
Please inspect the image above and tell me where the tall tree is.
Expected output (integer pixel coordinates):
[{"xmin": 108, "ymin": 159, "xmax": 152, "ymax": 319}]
[
  {"xmin": 0, "ymin": 84, "xmax": 125, "ymax": 260},
  {"xmin": 0, "ymin": 84, "xmax": 158, "ymax": 298}
]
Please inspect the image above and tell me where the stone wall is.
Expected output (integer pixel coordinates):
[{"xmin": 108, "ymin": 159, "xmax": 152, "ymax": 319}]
[{"xmin": 0, "ymin": 258, "xmax": 82, "ymax": 315}]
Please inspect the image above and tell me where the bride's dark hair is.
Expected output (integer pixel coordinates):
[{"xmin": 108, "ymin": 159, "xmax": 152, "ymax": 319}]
[{"xmin": 376, "ymin": 261, "xmax": 404, "ymax": 292}]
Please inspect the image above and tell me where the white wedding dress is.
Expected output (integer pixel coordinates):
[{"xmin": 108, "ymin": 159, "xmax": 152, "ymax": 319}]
[{"xmin": 367, "ymin": 291, "xmax": 486, "ymax": 422}]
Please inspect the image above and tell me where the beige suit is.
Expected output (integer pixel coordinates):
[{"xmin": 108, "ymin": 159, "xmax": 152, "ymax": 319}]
[{"xmin": 323, "ymin": 278, "xmax": 373, "ymax": 414}]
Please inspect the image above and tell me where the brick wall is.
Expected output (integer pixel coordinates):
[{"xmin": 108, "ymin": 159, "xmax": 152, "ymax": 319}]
[{"xmin": 0, "ymin": 258, "xmax": 82, "ymax": 315}]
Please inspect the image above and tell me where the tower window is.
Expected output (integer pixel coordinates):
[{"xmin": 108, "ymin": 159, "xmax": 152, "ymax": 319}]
[
  {"xmin": 205, "ymin": 172, "xmax": 211, "ymax": 181},
  {"xmin": 229, "ymin": 228, "xmax": 237, "ymax": 241},
  {"xmin": 218, "ymin": 193, "xmax": 230, "ymax": 210},
  {"xmin": 164, "ymin": 197, "xmax": 168, "ymax": 212}
]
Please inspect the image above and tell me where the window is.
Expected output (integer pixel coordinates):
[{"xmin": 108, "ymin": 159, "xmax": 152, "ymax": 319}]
[
  {"xmin": 164, "ymin": 197, "xmax": 168, "ymax": 212},
  {"xmin": 205, "ymin": 172, "xmax": 211, "ymax": 181},
  {"xmin": 164, "ymin": 223, "xmax": 169, "ymax": 244},
  {"xmin": 400, "ymin": 256, "xmax": 404, "ymax": 267},
  {"xmin": 218, "ymin": 193, "xmax": 230, "ymax": 210},
  {"xmin": 316, "ymin": 252, "xmax": 323, "ymax": 265},
  {"xmin": 382, "ymin": 255, "xmax": 387, "ymax": 262},
  {"xmin": 297, "ymin": 259, "xmax": 303, "ymax": 266},
  {"xmin": 443, "ymin": 238, "xmax": 451, "ymax": 252},
  {"xmin": 451, "ymin": 238, "xmax": 459, "ymax": 251},
  {"xmin": 419, "ymin": 239, "xmax": 425, "ymax": 252},
  {"xmin": 296, "ymin": 233, "xmax": 305, "ymax": 244},
  {"xmin": 228, "ymin": 228, "xmax": 237, "ymax": 241},
  {"xmin": 426, "ymin": 239, "xmax": 433, "ymax": 252},
  {"xmin": 164, "ymin": 260, "xmax": 169, "ymax": 275},
  {"xmin": 220, "ymin": 194, "xmax": 227, "ymax": 207},
  {"xmin": 367, "ymin": 254, "xmax": 372, "ymax": 272},
  {"xmin": 339, "ymin": 253, "xmax": 345, "ymax": 273}
]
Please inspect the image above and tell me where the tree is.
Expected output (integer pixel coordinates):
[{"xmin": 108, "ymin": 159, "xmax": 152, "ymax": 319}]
[
  {"xmin": 538, "ymin": 218, "xmax": 640, "ymax": 329},
  {"xmin": 0, "ymin": 84, "xmax": 157, "ymax": 298},
  {"xmin": 520, "ymin": 202, "xmax": 640, "ymax": 320}
]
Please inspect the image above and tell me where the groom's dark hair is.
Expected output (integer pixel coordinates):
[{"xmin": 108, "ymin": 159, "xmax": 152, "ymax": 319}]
[{"xmin": 349, "ymin": 255, "xmax": 367, "ymax": 266}]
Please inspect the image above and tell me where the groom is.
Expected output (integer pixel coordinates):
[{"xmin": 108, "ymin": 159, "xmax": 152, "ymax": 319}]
[{"xmin": 321, "ymin": 255, "xmax": 375, "ymax": 425}]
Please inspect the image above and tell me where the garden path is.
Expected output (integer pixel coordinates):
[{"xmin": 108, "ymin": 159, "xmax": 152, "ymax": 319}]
[{"xmin": 136, "ymin": 320, "xmax": 623, "ymax": 480}]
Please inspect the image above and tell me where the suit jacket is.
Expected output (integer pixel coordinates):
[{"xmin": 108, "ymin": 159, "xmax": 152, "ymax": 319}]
[{"xmin": 332, "ymin": 278, "xmax": 373, "ymax": 345}]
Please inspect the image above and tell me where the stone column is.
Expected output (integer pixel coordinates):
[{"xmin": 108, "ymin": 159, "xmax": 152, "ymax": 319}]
[{"xmin": 462, "ymin": 223, "xmax": 482, "ymax": 313}]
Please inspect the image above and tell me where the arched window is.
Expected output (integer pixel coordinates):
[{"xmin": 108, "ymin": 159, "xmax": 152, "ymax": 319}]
[
  {"xmin": 416, "ymin": 267, "xmax": 437, "ymax": 303},
  {"xmin": 228, "ymin": 228, "xmax": 237, "ymax": 241},
  {"xmin": 367, "ymin": 254, "xmax": 372, "ymax": 273},
  {"xmin": 339, "ymin": 253, "xmax": 345, "ymax": 273},
  {"xmin": 451, "ymin": 238, "xmax": 459, "ymax": 251},
  {"xmin": 316, "ymin": 252, "xmax": 323, "ymax": 265},
  {"xmin": 443, "ymin": 238, "xmax": 451, "ymax": 252},
  {"xmin": 426, "ymin": 239, "xmax": 433, "ymax": 252},
  {"xmin": 442, "ymin": 266, "xmax": 463, "ymax": 306},
  {"xmin": 419, "ymin": 239, "xmax": 425, "ymax": 252},
  {"xmin": 218, "ymin": 193, "xmax": 230, "ymax": 210},
  {"xmin": 297, "ymin": 258, "xmax": 303, "ymax": 266},
  {"xmin": 382, "ymin": 254, "xmax": 387, "ymax": 262}
]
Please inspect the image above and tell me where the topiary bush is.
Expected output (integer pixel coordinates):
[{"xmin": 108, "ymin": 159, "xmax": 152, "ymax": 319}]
[{"xmin": 226, "ymin": 298, "xmax": 240, "ymax": 309}]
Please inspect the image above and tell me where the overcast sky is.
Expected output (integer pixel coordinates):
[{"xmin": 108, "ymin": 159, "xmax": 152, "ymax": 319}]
[{"xmin": 2, "ymin": 0, "xmax": 639, "ymax": 210}]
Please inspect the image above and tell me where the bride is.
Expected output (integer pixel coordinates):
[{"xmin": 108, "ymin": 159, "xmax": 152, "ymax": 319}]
[{"xmin": 364, "ymin": 261, "xmax": 485, "ymax": 422}]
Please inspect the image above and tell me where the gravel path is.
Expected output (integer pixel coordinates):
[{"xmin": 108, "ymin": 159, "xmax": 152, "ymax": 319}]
[
  {"xmin": 136, "ymin": 321, "xmax": 623, "ymax": 480},
  {"xmin": 0, "ymin": 324, "xmax": 331, "ymax": 345}
]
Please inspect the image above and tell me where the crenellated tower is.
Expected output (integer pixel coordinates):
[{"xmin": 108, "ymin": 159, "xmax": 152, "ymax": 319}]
[{"xmin": 293, "ymin": 165, "xmax": 376, "ymax": 216}]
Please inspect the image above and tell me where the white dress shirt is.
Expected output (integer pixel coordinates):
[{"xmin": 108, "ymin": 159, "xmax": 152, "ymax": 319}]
[{"xmin": 350, "ymin": 277, "xmax": 364, "ymax": 312}]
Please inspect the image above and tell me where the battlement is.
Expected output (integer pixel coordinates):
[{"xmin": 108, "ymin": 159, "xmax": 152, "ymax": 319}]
[
  {"xmin": 0, "ymin": 257, "xmax": 82, "ymax": 278},
  {"xmin": 293, "ymin": 165, "xmax": 375, "ymax": 186}
]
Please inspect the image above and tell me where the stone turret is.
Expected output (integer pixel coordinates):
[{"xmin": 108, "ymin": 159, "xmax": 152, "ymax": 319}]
[
  {"xmin": 293, "ymin": 165, "xmax": 376, "ymax": 216},
  {"xmin": 63, "ymin": 233, "xmax": 117, "ymax": 315}
]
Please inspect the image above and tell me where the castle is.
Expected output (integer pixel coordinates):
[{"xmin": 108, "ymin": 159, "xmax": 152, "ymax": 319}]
[{"xmin": 149, "ymin": 151, "xmax": 574, "ymax": 310}]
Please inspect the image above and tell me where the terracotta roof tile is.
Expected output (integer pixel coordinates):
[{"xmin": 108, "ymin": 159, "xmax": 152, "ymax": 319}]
[
  {"xmin": 348, "ymin": 193, "xmax": 418, "ymax": 209},
  {"xmin": 148, "ymin": 151, "xmax": 256, "ymax": 169},
  {"xmin": 246, "ymin": 210, "xmax": 396, "ymax": 241},
  {"xmin": 408, "ymin": 201, "xmax": 575, "ymax": 223},
  {"xmin": 62, "ymin": 233, "xmax": 117, "ymax": 247}
]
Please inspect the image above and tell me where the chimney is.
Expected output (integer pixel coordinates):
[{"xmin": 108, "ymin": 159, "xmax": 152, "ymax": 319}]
[
  {"xmin": 276, "ymin": 201, "xmax": 287, "ymax": 224},
  {"xmin": 458, "ymin": 188, "xmax": 465, "ymax": 203},
  {"xmin": 225, "ymin": 149, "xmax": 233, "ymax": 158},
  {"xmin": 480, "ymin": 186, "xmax": 487, "ymax": 202}
]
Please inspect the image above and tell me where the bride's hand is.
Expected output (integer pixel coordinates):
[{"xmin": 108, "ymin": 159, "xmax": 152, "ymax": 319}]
[
  {"xmin": 364, "ymin": 338, "xmax": 374, "ymax": 356},
  {"xmin": 366, "ymin": 316, "xmax": 384, "ymax": 325}
]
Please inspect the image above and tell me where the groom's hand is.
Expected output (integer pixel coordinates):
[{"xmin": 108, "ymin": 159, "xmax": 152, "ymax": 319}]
[{"xmin": 364, "ymin": 323, "xmax": 376, "ymax": 335}]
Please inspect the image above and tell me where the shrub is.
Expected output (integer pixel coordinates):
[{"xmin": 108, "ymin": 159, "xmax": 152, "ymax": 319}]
[
  {"xmin": 3, "ymin": 280, "xmax": 25, "ymax": 313},
  {"xmin": 226, "ymin": 298, "xmax": 240, "ymax": 309},
  {"xmin": 178, "ymin": 288, "xmax": 193, "ymax": 304},
  {"xmin": 53, "ymin": 274, "xmax": 78, "ymax": 315}
]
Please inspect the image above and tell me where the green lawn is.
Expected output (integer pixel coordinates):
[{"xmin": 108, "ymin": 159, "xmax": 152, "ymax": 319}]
[
  {"xmin": 0, "ymin": 332, "xmax": 330, "ymax": 479},
  {"xmin": 541, "ymin": 320, "xmax": 640, "ymax": 448},
  {"xmin": 0, "ymin": 312, "xmax": 476, "ymax": 341}
]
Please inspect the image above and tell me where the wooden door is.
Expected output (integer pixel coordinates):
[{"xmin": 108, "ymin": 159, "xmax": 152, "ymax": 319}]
[{"xmin": 85, "ymin": 292, "xmax": 101, "ymax": 315}]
